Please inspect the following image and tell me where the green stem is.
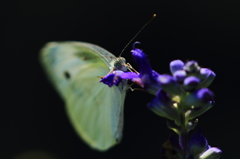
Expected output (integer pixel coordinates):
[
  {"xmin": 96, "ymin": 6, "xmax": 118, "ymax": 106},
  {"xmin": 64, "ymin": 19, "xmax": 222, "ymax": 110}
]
[
  {"xmin": 179, "ymin": 131, "xmax": 188, "ymax": 158},
  {"xmin": 179, "ymin": 114, "xmax": 188, "ymax": 158}
]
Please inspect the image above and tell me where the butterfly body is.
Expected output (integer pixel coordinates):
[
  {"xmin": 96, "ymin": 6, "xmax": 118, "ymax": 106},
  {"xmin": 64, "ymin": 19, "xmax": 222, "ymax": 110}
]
[{"xmin": 40, "ymin": 41, "xmax": 128, "ymax": 151}]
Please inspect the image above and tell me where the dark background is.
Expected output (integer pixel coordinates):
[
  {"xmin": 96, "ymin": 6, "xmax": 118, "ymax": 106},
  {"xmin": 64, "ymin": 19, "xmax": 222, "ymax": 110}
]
[{"xmin": 2, "ymin": 0, "xmax": 240, "ymax": 158}]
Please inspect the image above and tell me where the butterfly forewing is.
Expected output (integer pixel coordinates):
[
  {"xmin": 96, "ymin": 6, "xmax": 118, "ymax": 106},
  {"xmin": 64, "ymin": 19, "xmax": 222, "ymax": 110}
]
[{"xmin": 40, "ymin": 41, "xmax": 127, "ymax": 151}]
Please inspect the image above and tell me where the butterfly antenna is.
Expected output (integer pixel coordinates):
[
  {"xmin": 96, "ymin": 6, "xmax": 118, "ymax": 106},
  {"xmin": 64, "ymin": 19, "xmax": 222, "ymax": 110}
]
[{"xmin": 118, "ymin": 14, "xmax": 156, "ymax": 57}]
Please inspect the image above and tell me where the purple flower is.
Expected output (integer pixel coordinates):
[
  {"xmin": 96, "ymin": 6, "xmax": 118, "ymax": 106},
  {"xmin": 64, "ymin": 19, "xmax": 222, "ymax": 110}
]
[
  {"xmin": 100, "ymin": 70, "xmax": 124, "ymax": 87},
  {"xmin": 131, "ymin": 47, "xmax": 152, "ymax": 77},
  {"xmin": 130, "ymin": 46, "xmax": 161, "ymax": 95},
  {"xmin": 100, "ymin": 43, "xmax": 161, "ymax": 95}
]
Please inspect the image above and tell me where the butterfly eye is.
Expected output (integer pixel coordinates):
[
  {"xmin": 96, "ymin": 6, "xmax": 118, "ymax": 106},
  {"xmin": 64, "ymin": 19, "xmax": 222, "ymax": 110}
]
[{"xmin": 119, "ymin": 57, "xmax": 126, "ymax": 63}]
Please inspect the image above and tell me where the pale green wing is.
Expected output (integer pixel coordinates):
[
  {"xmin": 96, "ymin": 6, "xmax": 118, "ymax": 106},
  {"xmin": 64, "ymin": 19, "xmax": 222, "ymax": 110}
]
[{"xmin": 40, "ymin": 41, "xmax": 126, "ymax": 151}]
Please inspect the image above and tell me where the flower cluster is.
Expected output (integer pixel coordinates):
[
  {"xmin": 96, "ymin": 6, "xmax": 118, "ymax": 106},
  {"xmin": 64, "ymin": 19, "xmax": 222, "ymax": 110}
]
[{"xmin": 100, "ymin": 43, "xmax": 221, "ymax": 159}]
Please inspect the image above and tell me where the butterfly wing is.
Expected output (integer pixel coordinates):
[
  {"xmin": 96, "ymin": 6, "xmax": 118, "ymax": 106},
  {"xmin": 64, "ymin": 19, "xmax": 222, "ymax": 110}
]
[{"xmin": 40, "ymin": 41, "xmax": 126, "ymax": 151}]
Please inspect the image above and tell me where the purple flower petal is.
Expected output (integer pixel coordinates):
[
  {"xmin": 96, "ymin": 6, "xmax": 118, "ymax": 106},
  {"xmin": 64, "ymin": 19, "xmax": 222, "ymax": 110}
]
[
  {"xmin": 119, "ymin": 72, "xmax": 139, "ymax": 79},
  {"xmin": 131, "ymin": 47, "xmax": 161, "ymax": 95},
  {"xmin": 100, "ymin": 70, "xmax": 125, "ymax": 87},
  {"xmin": 100, "ymin": 73, "xmax": 115, "ymax": 87},
  {"xmin": 119, "ymin": 72, "xmax": 143, "ymax": 87},
  {"xmin": 131, "ymin": 48, "xmax": 152, "ymax": 76}
]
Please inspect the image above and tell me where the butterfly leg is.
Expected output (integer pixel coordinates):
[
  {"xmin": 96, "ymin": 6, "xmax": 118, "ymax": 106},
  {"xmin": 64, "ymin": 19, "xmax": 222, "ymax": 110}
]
[
  {"xmin": 97, "ymin": 68, "xmax": 115, "ymax": 79},
  {"xmin": 125, "ymin": 63, "xmax": 139, "ymax": 73}
]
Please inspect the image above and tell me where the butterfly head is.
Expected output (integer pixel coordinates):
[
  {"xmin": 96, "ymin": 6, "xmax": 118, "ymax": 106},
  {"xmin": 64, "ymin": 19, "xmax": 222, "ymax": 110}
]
[{"xmin": 113, "ymin": 57, "xmax": 128, "ymax": 72}]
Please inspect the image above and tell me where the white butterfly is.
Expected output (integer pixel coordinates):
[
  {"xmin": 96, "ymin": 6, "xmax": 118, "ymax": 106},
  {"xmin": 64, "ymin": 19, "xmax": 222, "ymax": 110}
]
[{"xmin": 40, "ymin": 41, "xmax": 129, "ymax": 151}]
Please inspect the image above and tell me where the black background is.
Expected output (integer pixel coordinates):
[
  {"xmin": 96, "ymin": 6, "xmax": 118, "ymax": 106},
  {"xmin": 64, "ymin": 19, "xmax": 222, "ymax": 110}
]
[{"xmin": 2, "ymin": 0, "xmax": 240, "ymax": 159}]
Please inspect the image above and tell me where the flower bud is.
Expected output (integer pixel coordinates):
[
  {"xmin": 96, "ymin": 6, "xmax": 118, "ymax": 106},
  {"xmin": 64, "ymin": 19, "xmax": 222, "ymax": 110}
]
[
  {"xmin": 184, "ymin": 88, "xmax": 214, "ymax": 108},
  {"xmin": 170, "ymin": 60, "xmax": 184, "ymax": 74},
  {"xmin": 188, "ymin": 130, "xmax": 208, "ymax": 157},
  {"xmin": 184, "ymin": 61, "xmax": 200, "ymax": 73},
  {"xmin": 173, "ymin": 70, "xmax": 187, "ymax": 83},
  {"xmin": 157, "ymin": 75, "xmax": 182, "ymax": 96},
  {"xmin": 197, "ymin": 68, "xmax": 216, "ymax": 88},
  {"xmin": 183, "ymin": 76, "xmax": 200, "ymax": 91}
]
